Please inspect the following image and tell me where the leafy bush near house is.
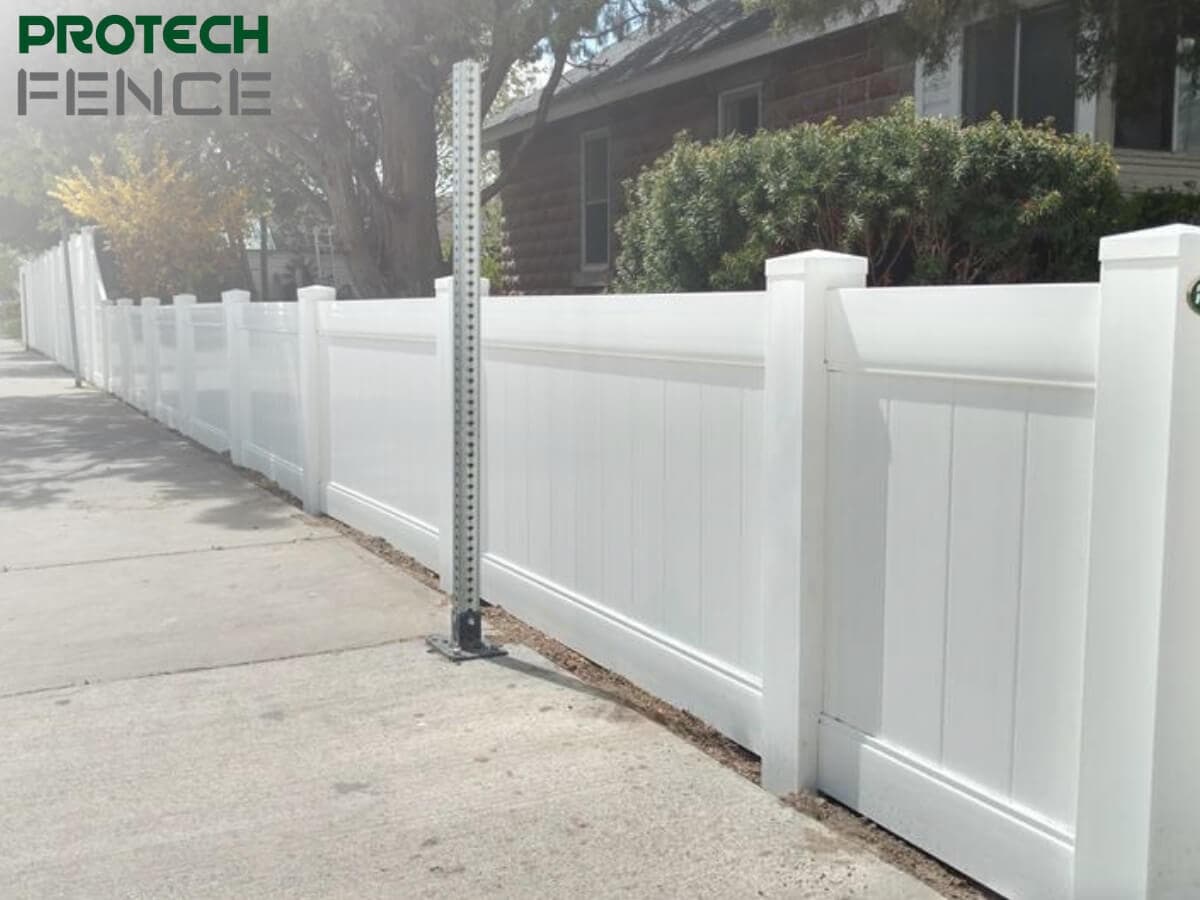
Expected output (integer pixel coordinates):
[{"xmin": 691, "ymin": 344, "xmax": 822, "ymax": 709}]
[
  {"xmin": 613, "ymin": 100, "xmax": 1125, "ymax": 291},
  {"xmin": 1119, "ymin": 184, "xmax": 1200, "ymax": 231}
]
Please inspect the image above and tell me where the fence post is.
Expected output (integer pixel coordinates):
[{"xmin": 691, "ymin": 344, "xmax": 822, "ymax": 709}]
[
  {"xmin": 99, "ymin": 299, "xmax": 112, "ymax": 393},
  {"xmin": 117, "ymin": 298, "xmax": 134, "ymax": 402},
  {"xmin": 173, "ymin": 294, "xmax": 197, "ymax": 436},
  {"xmin": 222, "ymin": 290, "xmax": 251, "ymax": 465},
  {"xmin": 760, "ymin": 249, "xmax": 867, "ymax": 796},
  {"xmin": 85, "ymin": 232, "xmax": 102, "ymax": 384},
  {"xmin": 1073, "ymin": 225, "xmax": 1200, "ymax": 898},
  {"xmin": 141, "ymin": 298, "xmax": 161, "ymax": 418},
  {"xmin": 297, "ymin": 285, "xmax": 334, "ymax": 515},
  {"xmin": 18, "ymin": 268, "xmax": 29, "ymax": 349}
]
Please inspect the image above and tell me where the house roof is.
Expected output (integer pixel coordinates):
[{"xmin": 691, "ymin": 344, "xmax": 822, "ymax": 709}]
[{"xmin": 483, "ymin": 0, "xmax": 891, "ymax": 144}]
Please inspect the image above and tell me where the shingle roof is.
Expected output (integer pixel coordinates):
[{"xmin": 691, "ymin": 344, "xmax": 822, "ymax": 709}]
[{"xmin": 485, "ymin": 0, "xmax": 774, "ymax": 137}]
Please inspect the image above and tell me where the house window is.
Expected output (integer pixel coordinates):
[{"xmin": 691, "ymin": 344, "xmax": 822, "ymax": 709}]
[
  {"xmin": 961, "ymin": 3, "xmax": 1076, "ymax": 132},
  {"xmin": 581, "ymin": 130, "xmax": 609, "ymax": 269},
  {"xmin": 719, "ymin": 84, "xmax": 762, "ymax": 137},
  {"xmin": 1113, "ymin": 29, "xmax": 1199, "ymax": 153}
]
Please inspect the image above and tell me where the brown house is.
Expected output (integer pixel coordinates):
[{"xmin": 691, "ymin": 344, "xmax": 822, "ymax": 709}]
[{"xmin": 485, "ymin": 0, "xmax": 1200, "ymax": 294}]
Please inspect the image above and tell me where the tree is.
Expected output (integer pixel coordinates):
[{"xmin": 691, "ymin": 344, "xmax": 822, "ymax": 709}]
[
  {"xmin": 245, "ymin": 0, "xmax": 681, "ymax": 298},
  {"xmin": 0, "ymin": 121, "xmax": 93, "ymax": 254},
  {"xmin": 751, "ymin": 0, "xmax": 1200, "ymax": 101},
  {"xmin": 51, "ymin": 147, "xmax": 251, "ymax": 299},
  {"xmin": 0, "ymin": 2, "xmax": 684, "ymax": 298}
]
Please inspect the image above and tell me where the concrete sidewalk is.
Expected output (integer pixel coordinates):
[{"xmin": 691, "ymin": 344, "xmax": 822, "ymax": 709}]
[{"xmin": 0, "ymin": 339, "xmax": 939, "ymax": 898}]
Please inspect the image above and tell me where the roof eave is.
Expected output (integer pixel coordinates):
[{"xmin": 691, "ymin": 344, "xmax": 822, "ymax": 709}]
[{"xmin": 482, "ymin": 3, "xmax": 897, "ymax": 147}]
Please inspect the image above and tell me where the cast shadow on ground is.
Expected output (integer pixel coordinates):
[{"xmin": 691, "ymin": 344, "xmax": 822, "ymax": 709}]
[{"xmin": 0, "ymin": 347, "xmax": 303, "ymax": 535}]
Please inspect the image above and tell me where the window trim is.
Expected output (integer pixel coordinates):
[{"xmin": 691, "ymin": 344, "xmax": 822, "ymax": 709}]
[
  {"xmin": 960, "ymin": 3, "xmax": 1077, "ymax": 129},
  {"xmin": 935, "ymin": 1, "xmax": 1199, "ymax": 156},
  {"xmin": 579, "ymin": 127, "xmax": 611, "ymax": 272},
  {"xmin": 1173, "ymin": 38, "xmax": 1198, "ymax": 154},
  {"xmin": 1095, "ymin": 37, "xmax": 1200, "ymax": 156},
  {"xmin": 717, "ymin": 83, "xmax": 764, "ymax": 138},
  {"xmin": 919, "ymin": 2, "xmax": 1098, "ymax": 137}
]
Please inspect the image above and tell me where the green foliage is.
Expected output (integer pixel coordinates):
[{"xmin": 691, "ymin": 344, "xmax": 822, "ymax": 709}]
[
  {"xmin": 614, "ymin": 100, "xmax": 1124, "ymax": 291},
  {"xmin": 0, "ymin": 244, "xmax": 21, "ymax": 340},
  {"xmin": 481, "ymin": 199, "xmax": 507, "ymax": 286},
  {"xmin": 749, "ymin": 0, "xmax": 1200, "ymax": 102},
  {"xmin": 1119, "ymin": 184, "xmax": 1200, "ymax": 231},
  {"xmin": 0, "ymin": 304, "xmax": 20, "ymax": 341},
  {"xmin": 442, "ymin": 198, "xmax": 507, "ymax": 285},
  {"xmin": 52, "ymin": 147, "xmax": 251, "ymax": 299}
]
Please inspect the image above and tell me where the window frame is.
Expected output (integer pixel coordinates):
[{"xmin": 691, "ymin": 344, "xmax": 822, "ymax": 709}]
[
  {"xmin": 932, "ymin": 1, "xmax": 1198, "ymax": 157},
  {"xmin": 960, "ymin": 2, "xmax": 1077, "ymax": 131},
  {"xmin": 579, "ymin": 127, "xmax": 611, "ymax": 272},
  {"xmin": 717, "ymin": 83, "xmax": 764, "ymax": 138},
  {"xmin": 1175, "ymin": 55, "xmax": 1199, "ymax": 154}
]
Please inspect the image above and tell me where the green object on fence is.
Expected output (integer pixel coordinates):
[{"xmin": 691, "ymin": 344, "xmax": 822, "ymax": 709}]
[{"xmin": 1188, "ymin": 279, "xmax": 1200, "ymax": 316}]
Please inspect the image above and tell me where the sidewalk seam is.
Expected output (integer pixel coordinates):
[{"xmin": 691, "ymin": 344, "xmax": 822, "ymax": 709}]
[
  {"xmin": 1, "ymin": 534, "xmax": 340, "ymax": 574},
  {"xmin": 0, "ymin": 635, "xmax": 428, "ymax": 702}
]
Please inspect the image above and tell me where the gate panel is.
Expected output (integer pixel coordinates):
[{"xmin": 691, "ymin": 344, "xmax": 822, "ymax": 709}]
[{"xmin": 818, "ymin": 284, "xmax": 1098, "ymax": 899}]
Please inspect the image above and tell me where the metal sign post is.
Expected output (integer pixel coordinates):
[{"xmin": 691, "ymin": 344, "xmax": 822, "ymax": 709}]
[{"xmin": 427, "ymin": 60, "xmax": 505, "ymax": 662}]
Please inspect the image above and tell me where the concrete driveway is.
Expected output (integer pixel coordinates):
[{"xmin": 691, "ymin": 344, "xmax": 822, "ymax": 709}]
[{"xmin": 0, "ymin": 339, "xmax": 939, "ymax": 899}]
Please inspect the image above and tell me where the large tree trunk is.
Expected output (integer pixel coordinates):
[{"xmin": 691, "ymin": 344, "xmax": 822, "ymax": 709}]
[
  {"xmin": 290, "ymin": 52, "xmax": 445, "ymax": 299},
  {"xmin": 322, "ymin": 145, "xmax": 390, "ymax": 298},
  {"xmin": 374, "ymin": 64, "xmax": 444, "ymax": 297},
  {"xmin": 295, "ymin": 51, "xmax": 390, "ymax": 298}
]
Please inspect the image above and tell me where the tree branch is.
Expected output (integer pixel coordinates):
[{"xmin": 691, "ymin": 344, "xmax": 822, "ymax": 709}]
[{"xmin": 480, "ymin": 41, "xmax": 569, "ymax": 206}]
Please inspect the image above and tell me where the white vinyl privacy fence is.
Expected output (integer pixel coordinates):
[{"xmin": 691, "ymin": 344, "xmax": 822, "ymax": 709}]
[
  {"xmin": 19, "ymin": 225, "xmax": 1200, "ymax": 899},
  {"xmin": 19, "ymin": 229, "xmax": 108, "ymax": 384}
]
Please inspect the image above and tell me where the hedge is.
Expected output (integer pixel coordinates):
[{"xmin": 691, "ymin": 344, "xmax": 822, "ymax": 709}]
[
  {"xmin": 613, "ymin": 99, "xmax": 1131, "ymax": 291},
  {"xmin": 1119, "ymin": 184, "xmax": 1200, "ymax": 231}
]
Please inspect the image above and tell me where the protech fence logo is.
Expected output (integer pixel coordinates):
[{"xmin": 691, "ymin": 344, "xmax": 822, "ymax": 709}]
[{"xmin": 17, "ymin": 15, "xmax": 271, "ymax": 116}]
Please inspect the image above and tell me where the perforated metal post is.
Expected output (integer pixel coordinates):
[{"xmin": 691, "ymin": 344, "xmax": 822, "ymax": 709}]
[{"xmin": 427, "ymin": 59, "xmax": 505, "ymax": 662}]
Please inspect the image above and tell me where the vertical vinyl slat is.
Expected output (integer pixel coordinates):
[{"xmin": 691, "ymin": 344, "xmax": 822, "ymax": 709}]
[
  {"xmin": 630, "ymin": 377, "xmax": 666, "ymax": 630},
  {"xmin": 823, "ymin": 373, "xmax": 890, "ymax": 734},
  {"xmin": 699, "ymin": 384, "xmax": 744, "ymax": 666},
  {"xmin": 663, "ymin": 381, "xmax": 703, "ymax": 648},
  {"xmin": 879, "ymin": 378, "xmax": 955, "ymax": 761},
  {"xmin": 941, "ymin": 384, "xmax": 1028, "ymax": 791},
  {"xmin": 1010, "ymin": 389, "xmax": 1093, "ymax": 826}
]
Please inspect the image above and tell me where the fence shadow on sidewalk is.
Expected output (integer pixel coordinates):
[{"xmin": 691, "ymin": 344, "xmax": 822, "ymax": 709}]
[{"xmin": 0, "ymin": 348, "xmax": 308, "ymax": 536}]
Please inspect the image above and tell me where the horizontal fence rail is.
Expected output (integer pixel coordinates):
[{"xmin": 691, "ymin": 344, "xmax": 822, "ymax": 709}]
[
  {"xmin": 828, "ymin": 283, "xmax": 1101, "ymax": 388},
  {"xmin": 19, "ymin": 226, "xmax": 1200, "ymax": 900}
]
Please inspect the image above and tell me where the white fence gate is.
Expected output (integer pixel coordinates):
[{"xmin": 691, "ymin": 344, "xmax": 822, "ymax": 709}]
[
  {"xmin": 18, "ymin": 225, "xmax": 1200, "ymax": 899},
  {"xmin": 819, "ymin": 283, "xmax": 1096, "ymax": 896}
]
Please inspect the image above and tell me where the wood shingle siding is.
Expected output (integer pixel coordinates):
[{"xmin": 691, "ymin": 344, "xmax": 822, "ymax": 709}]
[{"xmin": 497, "ymin": 20, "xmax": 914, "ymax": 294}]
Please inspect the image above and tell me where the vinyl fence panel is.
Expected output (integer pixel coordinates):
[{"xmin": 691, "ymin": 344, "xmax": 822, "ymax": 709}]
[
  {"xmin": 190, "ymin": 303, "xmax": 231, "ymax": 452},
  {"xmin": 318, "ymin": 296, "xmax": 444, "ymax": 569},
  {"xmin": 818, "ymin": 283, "xmax": 1099, "ymax": 899},
  {"xmin": 239, "ymin": 302, "xmax": 303, "ymax": 497},
  {"xmin": 479, "ymin": 291, "xmax": 768, "ymax": 752}
]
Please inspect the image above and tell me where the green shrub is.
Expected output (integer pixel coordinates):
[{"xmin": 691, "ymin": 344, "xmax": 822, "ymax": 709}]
[
  {"xmin": 614, "ymin": 100, "xmax": 1125, "ymax": 291},
  {"xmin": 0, "ymin": 302, "xmax": 19, "ymax": 341},
  {"xmin": 1119, "ymin": 184, "xmax": 1200, "ymax": 231}
]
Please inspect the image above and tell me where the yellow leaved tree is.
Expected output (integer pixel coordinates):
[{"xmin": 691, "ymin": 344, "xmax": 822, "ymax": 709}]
[{"xmin": 51, "ymin": 148, "xmax": 251, "ymax": 300}]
